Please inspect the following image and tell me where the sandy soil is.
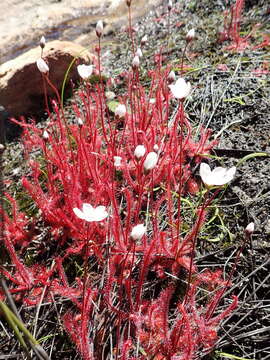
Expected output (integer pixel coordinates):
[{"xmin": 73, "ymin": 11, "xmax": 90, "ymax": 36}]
[{"xmin": 1, "ymin": 0, "xmax": 162, "ymax": 64}]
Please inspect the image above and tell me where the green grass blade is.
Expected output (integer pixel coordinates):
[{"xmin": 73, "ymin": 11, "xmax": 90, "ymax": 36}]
[
  {"xmin": 216, "ymin": 351, "xmax": 255, "ymax": 360},
  {"xmin": 0, "ymin": 301, "xmax": 29, "ymax": 352},
  {"xmin": 237, "ymin": 152, "xmax": 270, "ymax": 167},
  {"xmin": 61, "ymin": 56, "xmax": 78, "ymax": 106}
]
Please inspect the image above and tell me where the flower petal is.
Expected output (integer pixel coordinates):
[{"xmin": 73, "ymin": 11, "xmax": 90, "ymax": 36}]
[
  {"xmin": 224, "ymin": 166, "xmax": 236, "ymax": 183},
  {"xmin": 199, "ymin": 163, "xmax": 212, "ymax": 185},
  {"xmin": 93, "ymin": 206, "xmax": 108, "ymax": 221},
  {"xmin": 211, "ymin": 167, "xmax": 226, "ymax": 176},
  {"xmin": 73, "ymin": 207, "xmax": 86, "ymax": 220},
  {"xmin": 82, "ymin": 203, "xmax": 94, "ymax": 213}
]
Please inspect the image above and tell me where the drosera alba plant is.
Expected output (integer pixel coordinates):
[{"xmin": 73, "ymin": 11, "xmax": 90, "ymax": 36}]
[
  {"xmin": 218, "ymin": 0, "xmax": 261, "ymax": 52},
  {"xmin": 1, "ymin": 17, "xmax": 243, "ymax": 360}
]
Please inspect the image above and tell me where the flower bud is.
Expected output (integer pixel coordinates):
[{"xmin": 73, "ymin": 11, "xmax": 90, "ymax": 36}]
[
  {"xmin": 96, "ymin": 20, "xmax": 104, "ymax": 37},
  {"xmin": 131, "ymin": 224, "xmax": 146, "ymax": 241},
  {"xmin": 168, "ymin": 70, "xmax": 176, "ymax": 83},
  {"xmin": 132, "ymin": 55, "xmax": 140, "ymax": 69},
  {"xmin": 126, "ymin": 0, "xmax": 131, "ymax": 7},
  {"xmin": 141, "ymin": 35, "xmax": 148, "ymax": 46},
  {"xmin": 136, "ymin": 48, "xmax": 143, "ymax": 58},
  {"xmin": 77, "ymin": 117, "xmax": 84, "ymax": 127},
  {"xmin": 114, "ymin": 156, "xmax": 122, "ymax": 167},
  {"xmin": 186, "ymin": 29, "xmax": 195, "ymax": 42},
  {"xmin": 168, "ymin": 0, "xmax": 173, "ymax": 11},
  {"xmin": 143, "ymin": 152, "xmax": 158, "ymax": 171},
  {"xmin": 42, "ymin": 130, "xmax": 49, "ymax": 140},
  {"xmin": 245, "ymin": 222, "xmax": 255, "ymax": 235},
  {"xmin": 134, "ymin": 145, "xmax": 146, "ymax": 159},
  {"xmin": 105, "ymin": 91, "xmax": 116, "ymax": 100},
  {"xmin": 36, "ymin": 58, "xmax": 49, "ymax": 74},
  {"xmin": 40, "ymin": 36, "xmax": 46, "ymax": 49},
  {"xmin": 153, "ymin": 144, "xmax": 159, "ymax": 152},
  {"xmin": 115, "ymin": 104, "xmax": 126, "ymax": 118}
]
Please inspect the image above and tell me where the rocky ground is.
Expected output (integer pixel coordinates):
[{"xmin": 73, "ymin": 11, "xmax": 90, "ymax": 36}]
[{"xmin": 1, "ymin": 0, "xmax": 270, "ymax": 358}]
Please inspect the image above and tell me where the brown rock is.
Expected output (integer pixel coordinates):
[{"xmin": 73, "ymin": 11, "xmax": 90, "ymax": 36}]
[{"xmin": 0, "ymin": 40, "xmax": 95, "ymax": 118}]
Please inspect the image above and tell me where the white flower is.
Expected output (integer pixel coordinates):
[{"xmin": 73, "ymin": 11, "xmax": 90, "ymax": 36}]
[
  {"xmin": 143, "ymin": 152, "xmax": 158, "ymax": 171},
  {"xmin": 77, "ymin": 64, "xmax": 93, "ymax": 79},
  {"xmin": 96, "ymin": 20, "xmax": 104, "ymax": 37},
  {"xmin": 73, "ymin": 203, "xmax": 108, "ymax": 222},
  {"xmin": 36, "ymin": 58, "xmax": 49, "ymax": 73},
  {"xmin": 169, "ymin": 78, "xmax": 191, "ymax": 99},
  {"xmin": 245, "ymin": 222, "xmax": 255, "ymax": 235},
  {"xmin": 132, "ymin": 55, "xmax": 140, "ymax": 68},
  {"xmin": 168, "ymin": 0, "xmax": 173, "ymax": 11},
  {"xmin": 115, "ymin": 104, "xmax": 126, "ymax": 118},
  {"xmin": 113, "ymin": 156, "xmax": 122, "ymax": 167},
  {"xmin": 131, "ymin": 224, "xmax": 146, "ymax": 241},
  {"xmin": 134, "ymin": 145, "xmax": 146, "ymax": 159},
  {"xmin": 199, "ymin": 163, "xmax": 236, "ymax": 187},
  {"xmin": 186, "ymin": 29, "xmax": 195, "ymax": 42},
  {"xmin": 136, "ymin": 48, "xmax": 143, "ymax": 58}
]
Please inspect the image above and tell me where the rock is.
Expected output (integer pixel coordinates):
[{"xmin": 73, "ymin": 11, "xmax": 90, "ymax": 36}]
[
  {"xmin": 0, "ymin": 106, "xmax": 9, "ymax": 143},
  {"xmin": 0, "ymin": 40, "xmax": 94, "ymax": 119},
  {"xmin": 0, "ymin": 0, "xmax": 162, "ymax": 65}
]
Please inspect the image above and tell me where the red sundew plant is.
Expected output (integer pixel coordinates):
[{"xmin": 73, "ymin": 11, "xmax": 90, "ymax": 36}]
[
  {"xmin": 218, "ymin": 0, "xmax": 260, "ymax": 51},
  {"xmin": 129, "ymin": 273, "xmax": 238, "ymax": 360},
  {"xmin": 0, "ymin": 9, "xmax": 241, "ymax": 360}
]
